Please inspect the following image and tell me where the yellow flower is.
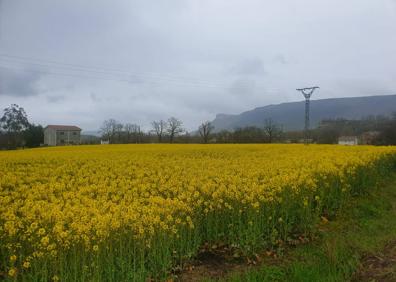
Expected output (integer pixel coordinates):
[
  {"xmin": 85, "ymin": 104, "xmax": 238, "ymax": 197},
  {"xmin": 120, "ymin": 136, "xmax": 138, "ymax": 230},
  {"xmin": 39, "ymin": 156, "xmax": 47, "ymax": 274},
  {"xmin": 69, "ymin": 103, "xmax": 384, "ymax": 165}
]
[
  {"xmin": 52, "ymin": 275, "xmax": 60, "ymax": 281},
  {"xmin": 38, "ymin": 228, "xmax": 46, "ymax": 236},
  {"xmin": 41, "ymin": 236, "xmax": 50, "ymax": 246},
  {"xmin": 0, "ymin": 143, "xmax": 394, "ymax": 278},
  {"xmin": 8, "ymin": 267, "xmax": 17, "ymax": 277},
  {"xmin": 23, "ymin": 261, "xmax": 30, "ymax": 269},
  {"xmin": 9, "ymin": 255, "xmax": 17, "ymax": 262}
]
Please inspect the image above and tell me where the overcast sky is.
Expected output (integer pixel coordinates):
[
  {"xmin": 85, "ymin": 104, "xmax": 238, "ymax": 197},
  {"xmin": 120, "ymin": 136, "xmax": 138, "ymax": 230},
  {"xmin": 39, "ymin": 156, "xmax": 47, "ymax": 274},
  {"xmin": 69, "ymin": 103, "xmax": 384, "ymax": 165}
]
[{"xmin": 0, "ymin": 0, "xmax": 395, "ymax": 131}]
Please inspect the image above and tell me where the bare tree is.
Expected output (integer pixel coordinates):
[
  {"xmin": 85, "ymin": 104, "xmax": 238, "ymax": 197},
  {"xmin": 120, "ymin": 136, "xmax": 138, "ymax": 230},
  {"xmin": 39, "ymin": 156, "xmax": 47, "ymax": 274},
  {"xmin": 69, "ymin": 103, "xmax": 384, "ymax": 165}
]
[
  {"xmin": 133, "ymin": 124, "xmax": 142, "ymax": 143},
  {"xmin": 263, "ymin": 118, "xmax": 282, "ymax": 143},
  {"xmin": 115, "ymin": 122, "xmax": 124, "ymax": 143},
  {"xmin": 167, "ymin": 117, "xmax": 183, "ymax": 143},
  {"xmin": 151, "ymin": 120, "xmax": 167, "ymax": 143},
  {"xmin": 124, "ymin": 123, "xmax": 134, "ymax": 143},
  {"xmin": 100, "ymin": 119, "xmax": 118, "ymax": 143},
  {"xmin": 198, "ymin": 121, "xmax": 214, "ymax": 143},
  {"xmin": 125, "ymin": 123, "xmax": 142, "ymax": 143}
]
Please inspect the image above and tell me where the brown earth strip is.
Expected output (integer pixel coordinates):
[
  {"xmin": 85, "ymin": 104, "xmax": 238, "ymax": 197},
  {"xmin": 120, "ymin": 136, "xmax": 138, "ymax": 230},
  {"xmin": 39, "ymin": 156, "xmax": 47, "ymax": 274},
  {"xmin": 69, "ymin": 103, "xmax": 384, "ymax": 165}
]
[
  {"xmin": 353, "ymin": 240, "xmax": 396, "ymax": 282},
  {"xmin": 176, "ymin": 242, "xmax": 293, "ymax": 282},
  {"xmin": 177, "ymin": 250, "xmax": 244, "ymax": 282}
]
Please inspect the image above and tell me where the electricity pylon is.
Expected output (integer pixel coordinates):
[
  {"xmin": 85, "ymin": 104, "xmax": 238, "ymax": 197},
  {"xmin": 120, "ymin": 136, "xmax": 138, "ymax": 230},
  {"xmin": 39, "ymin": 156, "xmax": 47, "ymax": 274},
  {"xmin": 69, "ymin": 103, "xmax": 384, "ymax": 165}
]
[{"xmin": 296, "ymin": 86, "xmax": 319, "ymax": 144}]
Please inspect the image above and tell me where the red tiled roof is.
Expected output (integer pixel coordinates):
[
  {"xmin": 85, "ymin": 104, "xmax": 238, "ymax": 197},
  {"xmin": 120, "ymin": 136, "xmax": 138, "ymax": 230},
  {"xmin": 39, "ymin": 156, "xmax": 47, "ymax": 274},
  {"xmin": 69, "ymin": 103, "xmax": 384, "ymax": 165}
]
[{"xmin": 45, "ymin": 125, "xmax": 81, "ymax": 131}]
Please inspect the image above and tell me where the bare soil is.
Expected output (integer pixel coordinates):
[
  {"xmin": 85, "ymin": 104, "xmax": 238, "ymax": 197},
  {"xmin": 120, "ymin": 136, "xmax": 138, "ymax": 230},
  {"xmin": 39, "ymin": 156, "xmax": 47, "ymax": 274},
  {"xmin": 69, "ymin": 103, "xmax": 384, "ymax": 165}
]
[
  {"xmin": 176, "ymin": 242, "xmax": 287, "ymax": 282},
  {"xmin": 177, "ymin": 238, "xmax": 396, "ymax": 282},
  {"xmin": 177, "ymin": 251, "xmax": 243, "ymax": 281},
  {"xmin": 353, "ymin": 240, "xmax": 396, "ymax": 282}
]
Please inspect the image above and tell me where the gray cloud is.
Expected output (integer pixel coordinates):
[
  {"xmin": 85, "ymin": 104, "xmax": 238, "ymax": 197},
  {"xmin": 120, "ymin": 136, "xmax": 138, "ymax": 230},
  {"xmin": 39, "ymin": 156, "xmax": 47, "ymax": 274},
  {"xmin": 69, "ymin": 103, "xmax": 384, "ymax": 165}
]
[
  {"xmin": 0, "ymin": 0, "xmax": 395, "ymax": 131},
  {"xmin": 90, "ymin": 92, "xmax": 101, "ymax": 102},
  {"xmin": 127, "ymin": 76, "xmax": 145, "ymax": 85},
  {"xmin": 229, "ymin": 79, "xmax": 256, "ymax": 96},
  {"xmin": 332, "ymin": 78, "xmax": 395, "ymax": 98},
  {"xmin": 229, "ymin": 58, "xmax": 266, "ymax": 76},
  {"xmin": 46, "ymin": 95, "xmax": 65, "ymax": 103},
  {"xmin": 0, "ymin": 68, "xmax": 41, "ymax": 97},
  {"xmin": 272, "ymin": 54, "xmax": 287, "ymax": 65}
]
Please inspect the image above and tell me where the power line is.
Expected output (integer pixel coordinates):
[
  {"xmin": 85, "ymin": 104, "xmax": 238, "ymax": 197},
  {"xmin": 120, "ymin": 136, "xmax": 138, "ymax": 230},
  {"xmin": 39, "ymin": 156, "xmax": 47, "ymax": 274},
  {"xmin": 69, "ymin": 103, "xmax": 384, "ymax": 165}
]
[
  {"xmin": 0, "ymin": 53, "xmax": 278, "ymax": 90},
  {"xmin": 0, "ymin": 55, "xmax": 225, "ymax": 85},
  {"xmin": 0, "ymin": 65, "xmax": 134, "ymax": 84},
  {"xmin": 0, "ymin": 53, "xmax": 284, "ymax": 93},
  {"xmin": 0, "ymin": 64, "xmax": 283, "ymax": 94}
]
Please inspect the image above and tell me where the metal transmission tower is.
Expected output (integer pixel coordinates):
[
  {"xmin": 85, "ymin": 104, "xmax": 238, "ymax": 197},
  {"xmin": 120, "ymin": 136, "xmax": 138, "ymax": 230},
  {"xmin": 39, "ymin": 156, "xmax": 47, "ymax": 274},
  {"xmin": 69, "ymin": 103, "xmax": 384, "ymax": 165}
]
[{"xmin": 296, "ymin": 86, "xmax": 319, "ymax": 144}]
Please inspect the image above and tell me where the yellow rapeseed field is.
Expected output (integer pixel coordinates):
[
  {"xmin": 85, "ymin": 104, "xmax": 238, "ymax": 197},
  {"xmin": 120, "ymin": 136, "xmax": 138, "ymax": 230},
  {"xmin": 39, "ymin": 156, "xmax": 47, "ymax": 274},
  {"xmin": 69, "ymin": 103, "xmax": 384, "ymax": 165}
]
[{"xmin": 0, "ymin": 144, "xmax": 395, "ymax": 281}]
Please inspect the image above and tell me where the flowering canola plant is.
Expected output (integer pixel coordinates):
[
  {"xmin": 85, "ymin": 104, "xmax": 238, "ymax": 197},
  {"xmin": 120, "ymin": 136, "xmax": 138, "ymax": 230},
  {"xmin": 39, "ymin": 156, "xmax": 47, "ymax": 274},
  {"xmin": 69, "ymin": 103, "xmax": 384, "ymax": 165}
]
[{"xmin": 0, "ymin": 144, "xmax": 395, "ymax": 281}]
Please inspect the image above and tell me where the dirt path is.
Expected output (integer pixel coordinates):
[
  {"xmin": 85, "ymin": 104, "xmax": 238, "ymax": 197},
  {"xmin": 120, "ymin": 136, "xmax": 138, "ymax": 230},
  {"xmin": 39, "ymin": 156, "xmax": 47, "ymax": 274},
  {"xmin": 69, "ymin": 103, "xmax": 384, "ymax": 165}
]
[
  {"xmin": 179, "ymin": 240, "xmax": 396, "ymax": 282},
  {"xmin": 177, "ymin": 244, "xmax": 286, "ymax": 281},
  {"xmin": 178, "ymin": 248, "xmax": 250, "ymax": 281},
  {"xmin": 353, "ymin": 240, "xmax": 396, "ymax": 282}
]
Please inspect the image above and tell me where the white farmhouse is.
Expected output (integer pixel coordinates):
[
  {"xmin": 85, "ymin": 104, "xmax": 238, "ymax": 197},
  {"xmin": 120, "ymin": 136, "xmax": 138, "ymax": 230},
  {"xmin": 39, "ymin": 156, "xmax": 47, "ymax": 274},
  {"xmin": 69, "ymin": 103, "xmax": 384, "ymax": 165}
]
[
  {"xmin": 338, "ymin": 136, "xmax": 358, "ymax": 146},
  {"xmin": 44, "ymin": 125, "xmax": 82, "ymax": 146}
]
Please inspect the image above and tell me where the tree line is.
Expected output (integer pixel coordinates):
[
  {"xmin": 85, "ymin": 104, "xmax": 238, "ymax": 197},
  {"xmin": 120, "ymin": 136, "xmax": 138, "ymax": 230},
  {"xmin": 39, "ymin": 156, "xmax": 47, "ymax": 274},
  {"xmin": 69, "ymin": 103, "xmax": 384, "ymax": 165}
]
[
  {"xmin": 98, "ymin": 117, "xmax": 216, "ymax": 144},
  {"xmin": 310, "ymin": 114, "xmax": 396, "ymax": 145},
  {"xmin": 97, "ymin": 117, "xmax": 283, "ymax": 144},
  {"xmin": 1, "ymin": 103, "xmax": 395, "ymax": 150},
  {"xmin": 97, "ymin": 115, "xmax": 396, "ymax": 145}
]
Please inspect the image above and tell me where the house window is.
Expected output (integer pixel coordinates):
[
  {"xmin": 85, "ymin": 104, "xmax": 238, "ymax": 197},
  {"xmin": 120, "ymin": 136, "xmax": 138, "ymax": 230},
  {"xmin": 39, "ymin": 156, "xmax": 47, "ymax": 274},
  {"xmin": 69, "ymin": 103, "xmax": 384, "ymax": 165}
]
[
  {"xmin": 73, "ymin": 132, "xmax": 77, "ymax": 136},
  {"xmin": 60, "ymin": 139, "xmax": 65, "ymax": 143},
  {"xmin": 60, "ymin": 132, "xmax": 65, "ymax": 135}
]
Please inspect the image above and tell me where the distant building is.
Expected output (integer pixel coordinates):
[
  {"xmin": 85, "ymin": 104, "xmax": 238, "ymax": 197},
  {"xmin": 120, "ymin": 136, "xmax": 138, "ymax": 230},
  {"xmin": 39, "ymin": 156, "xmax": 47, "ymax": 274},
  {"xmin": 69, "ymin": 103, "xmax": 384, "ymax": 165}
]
[
  {"xmin": 360, "ymin": 131, "xmax": 380, "ymax": 145},
  {"xmin": 338, "ymin": 136, "xmax": 358, "ymax": 146},
  {"xmin": 44, "ymin": 125, "xmax": 82, "ymax": 146},
  {"xmin": 100, "ymin": 140, "xmax": 110, "ymax": 145}
]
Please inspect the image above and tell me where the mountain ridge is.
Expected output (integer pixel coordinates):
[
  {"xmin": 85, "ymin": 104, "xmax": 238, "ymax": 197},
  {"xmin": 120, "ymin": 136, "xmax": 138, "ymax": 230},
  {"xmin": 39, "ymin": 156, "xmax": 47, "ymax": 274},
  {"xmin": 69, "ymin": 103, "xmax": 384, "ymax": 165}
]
[{"xmin": 211, "ymin": 94, "xmax": 396, "ymax": 131}]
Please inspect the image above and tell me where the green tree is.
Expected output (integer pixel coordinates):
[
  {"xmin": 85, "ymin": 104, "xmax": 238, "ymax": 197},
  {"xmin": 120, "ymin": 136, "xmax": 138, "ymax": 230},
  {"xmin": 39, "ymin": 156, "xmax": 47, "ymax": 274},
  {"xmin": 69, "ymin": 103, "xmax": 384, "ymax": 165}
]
[
  {"xmin": 24, "ymin": 124, "xmax": 44, "ymax": 147},
  {"xmin": 0, "ymin": 104, "xmax": 30, "ymax": 148}
]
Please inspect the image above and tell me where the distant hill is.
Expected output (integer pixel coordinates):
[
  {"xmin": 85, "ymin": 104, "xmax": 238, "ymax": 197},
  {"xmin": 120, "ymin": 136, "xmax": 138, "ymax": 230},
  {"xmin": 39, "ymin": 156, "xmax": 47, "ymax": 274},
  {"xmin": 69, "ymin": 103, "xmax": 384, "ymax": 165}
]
[{"xmin": 211, "ymin": 94, "xmax": 396, "ymax": 132}]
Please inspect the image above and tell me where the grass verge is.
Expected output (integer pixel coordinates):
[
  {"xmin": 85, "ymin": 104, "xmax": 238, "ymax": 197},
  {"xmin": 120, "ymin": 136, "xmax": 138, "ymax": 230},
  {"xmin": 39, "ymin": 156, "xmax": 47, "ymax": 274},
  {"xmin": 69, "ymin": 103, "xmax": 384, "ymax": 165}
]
[{"xmin": 202, "ymin": 172, "xmax": 396, "ymax": 282}]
